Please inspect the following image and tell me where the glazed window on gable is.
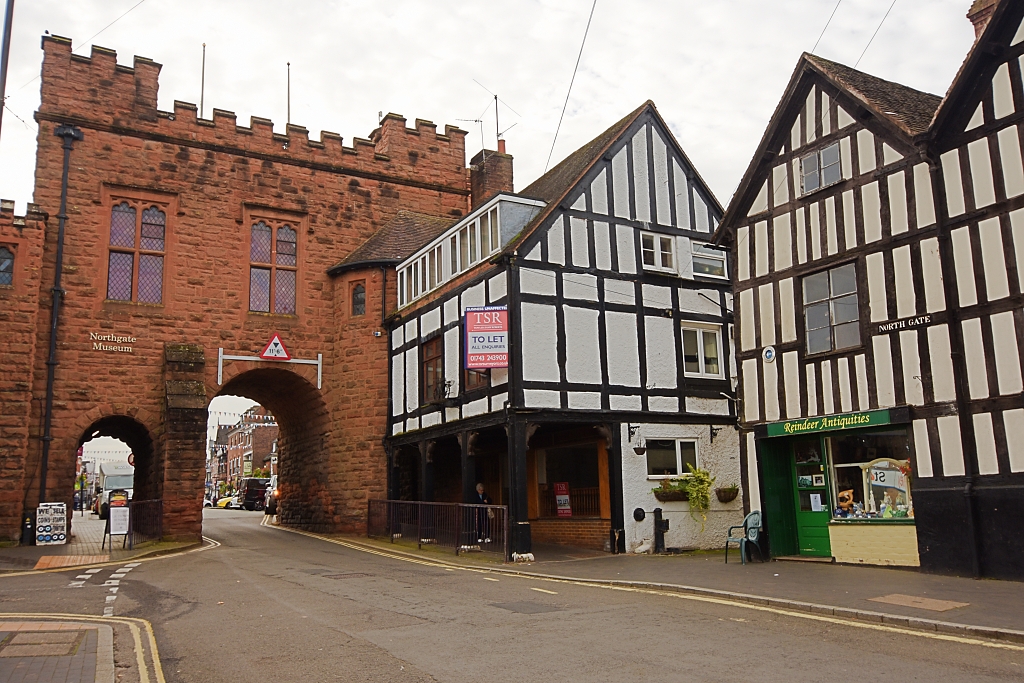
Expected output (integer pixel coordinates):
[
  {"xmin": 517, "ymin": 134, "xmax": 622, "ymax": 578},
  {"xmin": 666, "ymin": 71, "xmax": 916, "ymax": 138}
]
[
  {"xmin": 800, "ymin": 142, "xmax": 842, "ymax": 195},
  {"xmin": 351, "ymin": 283, "xmax": 366, "ymax": 316},
  {"xmin": 640, "ymin": 231, "xmax": 676, "ymax": 273},
  {"xmin": 106, "ymin": 202, "xmax": 166, "ymax": 303},
  {"xmin": 249, "ymin": 221, "xmax": 297, "ymax": 314},
  {"xmin": 0, "ymin": 247, "xmax": 13, "ymax": 286},
  {"xmin": 803, "ymin": 263, "xmax": 860, "ymax": 355}
]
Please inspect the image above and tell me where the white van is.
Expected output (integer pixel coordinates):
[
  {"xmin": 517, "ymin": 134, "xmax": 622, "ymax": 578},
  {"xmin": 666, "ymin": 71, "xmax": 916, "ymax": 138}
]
[{"xmin": 95, "ymin": 462, "xmax": 134, "ymax": 519}]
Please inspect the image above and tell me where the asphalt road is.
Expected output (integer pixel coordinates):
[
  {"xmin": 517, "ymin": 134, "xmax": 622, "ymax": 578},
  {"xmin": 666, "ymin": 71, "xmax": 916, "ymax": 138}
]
[{"xmin": 3, "ymin": 510, "xmax": 1022, "ymax": 682}]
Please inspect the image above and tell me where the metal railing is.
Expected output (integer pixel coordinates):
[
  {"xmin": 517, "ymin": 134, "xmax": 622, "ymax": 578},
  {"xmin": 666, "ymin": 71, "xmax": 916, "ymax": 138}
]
[
  {"xmin": 538, "ymin": 485, "xmax": 601, "ymax": 517},
  {"xmin": 367, "ymin": 500, "xmax": 510, "ymax": 562},
  {"xmin": 127, "ymin": 499, "xmax": 163, "ymax": 549}
]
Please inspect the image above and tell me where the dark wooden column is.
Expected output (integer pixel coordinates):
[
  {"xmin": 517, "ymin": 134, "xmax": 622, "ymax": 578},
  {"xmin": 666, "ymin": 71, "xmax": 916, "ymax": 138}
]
[
  {"xmin": 460, "ymin": 431, "xmax": 478, "ymax": 503},
  {"xmin": 418, "ymin": 440, "xmax": 435, "ymax": 502},
  {"xmin": 507, "ymin": 415, "xmax": 531, "ymax": 554}
]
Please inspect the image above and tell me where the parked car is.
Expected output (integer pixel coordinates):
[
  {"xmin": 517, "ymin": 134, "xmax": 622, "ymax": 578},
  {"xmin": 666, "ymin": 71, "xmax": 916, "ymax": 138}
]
[
  {"xmin": 216, "ymin": 495, "xmax": 235, "ymax": 509},
  {"xmin": 237, "ymin": 478, "xmax": 270, "ymax": 511},
  {"xmin": 264, "ymin": 475, "xmax": 279, "ymax": 515}
]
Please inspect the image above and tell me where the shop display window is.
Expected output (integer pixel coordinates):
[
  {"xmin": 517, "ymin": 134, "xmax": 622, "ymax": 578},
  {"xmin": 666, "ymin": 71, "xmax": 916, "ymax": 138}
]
[{"xmin": 829, "ymin": 430, "xmax": 913, "ymax": 520}]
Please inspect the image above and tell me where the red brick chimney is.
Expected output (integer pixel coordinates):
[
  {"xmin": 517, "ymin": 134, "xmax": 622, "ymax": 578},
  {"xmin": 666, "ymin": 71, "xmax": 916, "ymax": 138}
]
[
  {"xmin": 470, "ymin": 143, "xmax": 513, "ymax": 210},
  {"xmin": 967, "ymin": 0, "xmax": 998, "ymax": 40}
]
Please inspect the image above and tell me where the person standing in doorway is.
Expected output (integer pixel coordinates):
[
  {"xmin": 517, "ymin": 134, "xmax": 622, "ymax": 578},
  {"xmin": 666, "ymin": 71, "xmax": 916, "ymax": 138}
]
[{"xmin": 475, "ymin": 483, "xmax": 493, "ymax": 543}]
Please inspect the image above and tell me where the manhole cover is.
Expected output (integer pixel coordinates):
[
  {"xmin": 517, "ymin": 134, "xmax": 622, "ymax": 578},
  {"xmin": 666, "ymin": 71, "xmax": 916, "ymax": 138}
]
[{"xmin": 490, "ymin": 602, "xmax": 561, "ymax": 614}]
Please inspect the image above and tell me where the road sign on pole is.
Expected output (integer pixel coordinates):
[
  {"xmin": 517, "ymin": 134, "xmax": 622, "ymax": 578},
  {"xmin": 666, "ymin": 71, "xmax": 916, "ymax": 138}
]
[{"xmin": 259, "ymin": 333, "xmax": 291, "ymax": 360}]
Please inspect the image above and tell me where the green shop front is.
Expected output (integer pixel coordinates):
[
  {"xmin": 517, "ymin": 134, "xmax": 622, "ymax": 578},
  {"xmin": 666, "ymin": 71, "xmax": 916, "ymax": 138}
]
[{"xmin": 755, "ymin": 408, "xmax": 919, "ymax": 566}]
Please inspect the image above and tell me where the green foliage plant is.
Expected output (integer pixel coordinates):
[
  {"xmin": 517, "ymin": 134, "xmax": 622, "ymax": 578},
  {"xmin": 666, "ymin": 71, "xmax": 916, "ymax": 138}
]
[{"xmin": 683, "ymin": 464, "xmax": 715, "ymax": 532}]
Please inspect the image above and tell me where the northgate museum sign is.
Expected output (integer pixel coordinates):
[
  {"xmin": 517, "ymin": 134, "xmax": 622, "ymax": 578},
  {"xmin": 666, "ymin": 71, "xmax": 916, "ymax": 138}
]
[{"xmin": 90, "ymin": 332, "xmax": 136, "ymax": 353}]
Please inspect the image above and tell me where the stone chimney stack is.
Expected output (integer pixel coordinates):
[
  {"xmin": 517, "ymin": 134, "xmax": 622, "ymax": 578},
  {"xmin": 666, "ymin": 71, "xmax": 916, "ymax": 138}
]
[
  {"xmin": 470, "ymin": 143, "xmax": 514, "ymax": 210},
  {"xmin": 967, "ymin": 0, "xmax": 998, "ymax": 40}
]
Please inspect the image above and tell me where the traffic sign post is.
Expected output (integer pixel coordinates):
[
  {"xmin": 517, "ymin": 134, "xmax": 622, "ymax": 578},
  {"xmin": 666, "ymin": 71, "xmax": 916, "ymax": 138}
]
[{"xmin": 218, "ymin": 334, "xmax": 323, "ymax": 388}]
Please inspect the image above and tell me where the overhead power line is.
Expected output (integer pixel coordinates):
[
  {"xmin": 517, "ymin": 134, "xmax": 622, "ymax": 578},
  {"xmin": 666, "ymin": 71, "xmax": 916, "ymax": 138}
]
[
  {"xmin": 545, "ymin": 0, "xmax": 598, "ymax": 173},
  {"xmin": 810, "ymin": 0, "xmax": 843, "ymax": 55}
]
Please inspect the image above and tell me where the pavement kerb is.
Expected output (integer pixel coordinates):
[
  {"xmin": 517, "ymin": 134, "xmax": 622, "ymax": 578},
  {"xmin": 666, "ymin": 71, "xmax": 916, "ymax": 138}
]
[
  {"xmin": 0, "ymin": 537, "xmax": 215, "ymax": 578},
  {"xmin": 264, "ymin": 523, "xmax": 1024, "ymax": 646}
]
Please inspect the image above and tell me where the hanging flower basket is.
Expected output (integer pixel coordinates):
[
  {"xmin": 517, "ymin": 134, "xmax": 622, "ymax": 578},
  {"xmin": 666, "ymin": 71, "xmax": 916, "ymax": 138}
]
[
  {"xmin": 715, "ymin": 486, "xmax": 739, "ymax": 503},
  {"xmin": 653, "ymin": 489, "xmax": 689, "ymax": 502}
]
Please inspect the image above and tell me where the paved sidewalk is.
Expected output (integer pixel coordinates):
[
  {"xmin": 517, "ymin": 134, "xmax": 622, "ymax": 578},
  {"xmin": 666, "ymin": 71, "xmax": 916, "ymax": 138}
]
[
  {"xmin": 0, "ymin": 621, "xmax": 113, "ymax": 683},
  {"xmin": 345, "ymin": 533, "xmax": 1024, "ymax": 636}
]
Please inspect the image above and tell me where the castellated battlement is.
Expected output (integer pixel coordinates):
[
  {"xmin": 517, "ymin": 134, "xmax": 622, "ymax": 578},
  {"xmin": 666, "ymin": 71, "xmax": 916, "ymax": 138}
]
[{"xmin": 36, "ymin": 35, "xmax": 468, "ymax": 187}]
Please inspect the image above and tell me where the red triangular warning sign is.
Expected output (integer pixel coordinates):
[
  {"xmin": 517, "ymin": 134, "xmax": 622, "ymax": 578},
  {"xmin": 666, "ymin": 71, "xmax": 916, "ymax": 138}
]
[{"xmin": 259, "ymin": 333, "xmax": 291, "ymax": 360}]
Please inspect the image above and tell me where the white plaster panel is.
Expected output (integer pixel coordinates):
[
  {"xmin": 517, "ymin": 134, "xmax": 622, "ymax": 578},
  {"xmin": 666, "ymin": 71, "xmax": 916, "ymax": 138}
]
[
  {"xmin": 524, "ymin": 390, "xmax": 561, "ymax": 409},
  {"xmin": 563, "ymin": 273, "xmax": 598, "ymax": 301},
  {"xmin": 927, "ymin": 325, "xmax": 956, "ymax": 403},
  {"xmin": 648, "ymin": 396, "xmax": 679, "ymax": 413},
  {"xmin": 748, "ymin": 181, "xmax": 768, "ymax": 217},
  {"xmin": 491, "ymin": 368, "xmax": 508, "ymax": 387},
  {"xmin": 520, "ymin": 268, "xmax": 557, "ymax": 296},
  {"xmin": 795, "ymin": 209, "xmax": 807, "ymax": 264},
  {"xmin": 643, "ymin": 284, "xmax": 673, "ymax": 309},
  {"xmin": 920, "ymin": 237, "xmax": 946, "ymax": 313},
  {"xmin": 837, "ymin": 106, "xmax": 855, "ymax": 128},
  {"xmin": 488, "ymin": 272, "xmax": 507, "ymax": 303},
  {"xmin": 591, "ymin": 168, "xmax": 609, "ymax": 215},
  {"xmin": 673, "ymin": 159, "xmax": 691, "ymax": 228},
  {"xmin": 968, "ymin": 138, "xmax": 997, "ymax": 208},
  {"xmin": 772, "ymin": 163, "xmax": 789, "ymax": 208},
  {"xmin": 783, "ymin": 351, "xmax": 801, "ymax": 419},
  {"xmin": 821, "ymin": 360, "xmax": 835, "ymax": 415},
  {"xmin": 615, "ymin": 224, "xmax": 636, "ymax": 274},
  {"xmin": 979, "ymin": 217, "xmax": 1009, "ymax": 301},
  {"xmin": 805, "ymin": 363, "xmax": 818, "ymax": 416},
  {"xmin": 594, "ymin": 221, "xmax": 612, "ymax": 271},
  {"xmin": 791, "ymin": 120, "xmax": 801, "ymax": 153},
  {"xmin": 391, "ymin": 326, "xmax": 405, "ymax": 350},
  {"xmin": 887, "ymin": 172, "xmax": 908, "ymax": 235},
  {"xmin": 763, "ymin": 357, "xmax": 780, "ymax": 422},
  {"xmin": 461, "ymin": 282, "xmax": 485, "ymax": 312},
  {"xmin": 644, "ymin": 316, "xmax": 677, "ymax": 390},
  {"xmin": 571, "ymin": 194, "xmax": 586, "ymax": 211},
  {"xmin": 840, "ymin": 135, "xmax": 853, "ymax": 180},
  {"xmin": 404, "ymin": 318, "xmax": 419, "ymax": 343},
  {"xmin": 676, "ymin": 235, "xmax": 693, "ymax": 279},
  {"xmin": 941, "ymin": 149, "xmax": 966, "ymax": 217},
  {"xmin": 882, "ymin": 143, "xmax": 902, "ymax": 166},
  {"xmin": 893, "ymin": 245, "xmax": 916, "ymax": 318},
  {"xmin": 900, "ymin": 330, "xmax": 924, "ymax": 406},
  {"xmin": 1013, "ymin": 209, "xmax": 1024, "ymax": 293},
  {"xmin": 653, "ymin": 131, "xmax": 671, "ymax": 224},
  {"xmin": 521, "ymin": 303, "xmax": 560, "ymax": 382},
  {"xmin": 872, "ymin": 335, "xmax": 896, "ymax": 408},
  {"xmin": 913, "ymin": 163, "xmax": 936, "ymax": 227},
  {"xmin": 857, "ymin": 129, "xmax": 876, "ymax": 175},
  {"xmin": 743, "ymin": 358, "xmax": 760, "ymax": 422},
  {"xmin": 406, "ymin": 417, "xmax": 419, "ymax": 431},
  {"xmin": 421, "ymin": 307, "xmax": 441, "ymax": 336},
  {"xmin": 866, "ymin": 252, "xmax": 888, "ymax": 323},
  {"xmin": 773, "ymin": 212, "xmax": 793, "ymax": 272},
  {"xmin": 779, "ymin": 278, "xmax": 796, "ymax": 343},
  {"xmin": 993, "ymin": 63, "xmax": 1015, "ymax": 119},
  {"xmin": 612, "ymin": 147, "xmax": 631, "ymax": 219},
  {"xmin": 570, "ymin": 217, "xmax": 590, "ymax": 268},
  {"xmin": 739, "ymin": 288, "xmax": 756, "ymax": 352},
  {"xmin": 610, "ymin": 394, "xmax": 642, "ymax": 411},
  {"xmin": 564, "ymin": 306, "xmax": 602, "ymax": 385},
  {"xmin": 937, "ymin": 416, "xmax": 966, "ymax": 477},
  {"xmin": 754, "ymin": 220, "xmax": 769, "ymax": 277},
  {"xmin": 678, "ymin": 289, "xmax": 723, "ymax": 317},
  {"xmin": 998, "ymin": 126, "xmax": 1024, "ymax": 198},
  {"xmin": 951, "ymin": 227, "xmax": 978, "ymax": 306},
  {"xmin": 490, "ymin": 393, "xmax": 507, "ymax": 412},
  {"xmin": 973, "ymin": 413, "xmax": 1000, "ymax": 476},
  {"xmin": 405, "ymin": 348, "xmax": 419, "ymax": 413},
  {"xmin": 567, "ymin": 392, "xmax": 602, "ymax": 410},
  {"xmin": 445, "ymin": 327, "xmax": 460, "ymax": 395},
  {"xmin": 962, "ymin": 317, "xmax": 990, "ymax": 399},
  {"xmin": 391, "ymin": 354, "xmax": 405, "ymax": 416},
  {"xmin": 913, "ymin": 419, "xmax": 933, "ymax": 478},
  {"xmin": 991, "ymin": 311, "xmax": 1023, "ymax": 395},
  {"xmin": 523, "ymin": 243, "xmax": 541, "ymax": 261},
  {"xmin": 855, "ymin": 354, "xmax": 869, "ymax": 410},
  {"xmin": 737, "ymin": 226, "xmax": 750, "ymax": 280},
  {"xmin": 805, "ymin": 89, "xmax": 816, "ymax": 144},
  {"xmin": 392, "ymin": 423, "xmax": 404, "ymax": 436},
  {"xmin": 1003, "ymin": 409, "xmax": 1024, "ymax": 472},
  {"xmin": 825, "ymin": 196, "xmax": 838, "ymax": 255},
  {"xmin": 685, "ymin": 397, "xmax": 730, "ymax": 415},
  {"xmin": 421, "ymin": 411, "xmax": 441, "ymax": 428},
  {"xmin": 747, "ymin": 432, "xmax": 762, "ymax": 512},
  {"xmin": 822, "ymin": 91, "xmax": 831, "ymax": 135},
  {"xmin": 604, "ymin": 278, "xmax": 636, "ymax": 305},
  {"xmin": 758, "ymin": 283, "xmax": 776, "ymax": 347},
  {"xmin": 843, "ymin": 189, "xmax": 858, "ymax": 249},
  {"xmin": 810, "ymin": 202, "xmax": 822, "ymax": 260},
  {"xmin": 694, "ymin": 191, "xmax": 710, "ymax": 233},
  {"xmin": 837, "ymin": 356, "xmax": 853, "ymax": 413},
  {"xmin": 1015, "ymin": 18, "xmax": 1024, "ymax": 45},
  {"xmin": 967, "ymin": 104, "xmax": 984, "ymax": 131},
  {"xmin": 462, "ymin": 397, "xmax": 488, "ymax": 418},
  {"xmin": 606, "ymin": 311, "xmax": 641, "ymax": 387},
  {"xmin": 633, "ymin": 127, "xmax": 651, "ymax": 223},
  {"xmin": 547, "ymin": 221, "xmax": 566, "ymax": 266}
]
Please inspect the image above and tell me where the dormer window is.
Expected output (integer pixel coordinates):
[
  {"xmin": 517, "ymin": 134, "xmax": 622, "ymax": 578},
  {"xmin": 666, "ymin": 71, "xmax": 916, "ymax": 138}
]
[
  {"xmin": 691, "ymin": 242, "xmax": 727, "ymax": 279},
  {"xmin": 801, "ymin": 142, "xmax": 842, "ymax": 195},
  {"xmin": 641, "ymin": 232, "xmax": 676, "ymax": 273}
]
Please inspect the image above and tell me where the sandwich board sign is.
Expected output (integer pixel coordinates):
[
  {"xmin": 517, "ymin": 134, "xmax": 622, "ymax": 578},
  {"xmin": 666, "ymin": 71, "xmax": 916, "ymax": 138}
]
[
  {"xmin": 36, "ymin": 503, "xmax": 67, "ymax": 545},
  {"xmin": 260, "ymin": 334, "xmax": 291, "ymax": 360}
]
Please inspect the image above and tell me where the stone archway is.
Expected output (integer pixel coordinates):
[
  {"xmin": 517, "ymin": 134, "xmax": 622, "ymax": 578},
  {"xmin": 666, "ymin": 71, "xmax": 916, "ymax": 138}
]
[{"xmin": 77, "ymin": 415, "xmax": 157, "ymax": 501}]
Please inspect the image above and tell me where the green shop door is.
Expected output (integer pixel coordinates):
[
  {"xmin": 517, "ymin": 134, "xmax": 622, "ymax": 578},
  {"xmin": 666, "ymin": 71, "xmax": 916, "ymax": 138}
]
[{"xmin": 791, "ymin": 437, "xmax": 831, "ymax": 557}]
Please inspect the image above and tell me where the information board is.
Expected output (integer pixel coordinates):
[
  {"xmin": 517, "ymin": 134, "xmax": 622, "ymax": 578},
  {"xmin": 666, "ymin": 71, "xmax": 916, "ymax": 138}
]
[
  {"xmin": 109, "ymin": 507, "xmax": 130, "ymax": 536},
  {"xmin": 36, "ymin": 503, "xmax": 67, "ymax": 545},
  {"xmin": 465, "ymin": 306, "xmax": 508, "ymax": 369},
  {"xmin": 554, "ymin": 482, "xmax": 572, "ymax": 518}
]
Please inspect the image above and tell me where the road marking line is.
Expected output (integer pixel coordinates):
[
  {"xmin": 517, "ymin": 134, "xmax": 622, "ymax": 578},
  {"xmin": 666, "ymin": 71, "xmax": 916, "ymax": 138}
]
[
  {"xmin": 260, "ymin": 523, "xmax": 1024, "ymax": 653},
  {"xmin": 530, "ymin": 587, "xmax": 557, "ymax": 595},
  {"xmin": 75, "ymin": 575, "xmax": 91, "ymax": 579},
  {"xmin": 85, "ymin": 569, "xmax": 101, "ymax": 574},
  {"xmin": 67, "ymin": 581, "xmax": 85, "ymax": 588},
  {"xmin": 483, "ymin": 577, "xmax": 499, "ymax": 582}
]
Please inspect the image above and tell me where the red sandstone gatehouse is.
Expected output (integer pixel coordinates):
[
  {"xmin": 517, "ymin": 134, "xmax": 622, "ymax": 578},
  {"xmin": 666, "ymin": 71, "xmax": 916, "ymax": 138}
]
[{"xmin": 0, "ymin": 35, "xmax": 507, "ymax": 542}]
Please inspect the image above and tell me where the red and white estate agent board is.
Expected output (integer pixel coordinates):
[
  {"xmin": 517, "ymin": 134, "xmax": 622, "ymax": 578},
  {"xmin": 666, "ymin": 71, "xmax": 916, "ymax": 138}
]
[{"xmin": 465, "ymin": 306, "xmax": 508, "ymax": 369}]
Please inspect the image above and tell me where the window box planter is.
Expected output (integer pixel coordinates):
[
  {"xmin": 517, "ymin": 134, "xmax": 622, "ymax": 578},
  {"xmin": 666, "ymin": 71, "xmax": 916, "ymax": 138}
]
[{"xmin": 653, "ymin": 489, "xmax": 689, "ymax": 502}]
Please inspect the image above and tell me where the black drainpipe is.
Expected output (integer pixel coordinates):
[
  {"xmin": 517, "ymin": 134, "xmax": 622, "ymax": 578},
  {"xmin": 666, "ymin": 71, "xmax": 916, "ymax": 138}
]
[{"xmin": 38, "ymin": 124, "xmax": 83, "ymax": 504}]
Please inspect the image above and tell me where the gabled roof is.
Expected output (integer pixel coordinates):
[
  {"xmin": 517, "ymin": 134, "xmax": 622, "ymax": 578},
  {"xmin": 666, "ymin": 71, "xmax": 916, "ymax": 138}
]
[{"xmin": 327, "ymin": 210, "xmax": 456, "ymax": 275}]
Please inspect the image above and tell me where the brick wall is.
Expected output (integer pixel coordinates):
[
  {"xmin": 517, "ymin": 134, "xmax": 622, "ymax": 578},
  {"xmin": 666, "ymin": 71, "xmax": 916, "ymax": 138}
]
[
  {"xmin": 530, "ymin": 519, "xmax": 612, "ymax": 551},
  {"xmin": 6, "ymin": 35, "xmax": 473, "ymax": 542}
]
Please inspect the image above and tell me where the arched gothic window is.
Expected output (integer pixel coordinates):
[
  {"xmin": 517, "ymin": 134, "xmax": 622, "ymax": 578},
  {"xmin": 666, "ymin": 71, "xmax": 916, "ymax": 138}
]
[
  {"xmin": 107, "ymin": 202, "xmax": 165, "ymax": 303},
  {"xmin": 0, "ymin": 247, "xmax": 13, "ymax": 286},
  {"xmin": 249, "ymin": 221, "xmax": 297, "ymax": 314},
  {"xmin": 351, "ymin": 283, "xmax": 366, "ymax": 316}
]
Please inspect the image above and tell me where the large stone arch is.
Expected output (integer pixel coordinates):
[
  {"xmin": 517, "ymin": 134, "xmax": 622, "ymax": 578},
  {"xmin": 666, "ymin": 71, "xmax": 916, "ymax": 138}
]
[
  {"xmin": 76, "ymin": 414, "xmax": 158, "ymax": 502},
  {"xmin": 214, "ymin": 366, "xmax": 334, "ymax": 531}
]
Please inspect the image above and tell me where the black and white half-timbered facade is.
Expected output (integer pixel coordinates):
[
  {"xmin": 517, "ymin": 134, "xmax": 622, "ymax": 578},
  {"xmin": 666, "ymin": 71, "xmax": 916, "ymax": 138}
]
[
  {"xmin": 720, "ymin": 0, "xmax": 1024, "ymax": 579},
  {"xmin": 386, "ymin": 102, "xmax": 743, "ymax": 554}
]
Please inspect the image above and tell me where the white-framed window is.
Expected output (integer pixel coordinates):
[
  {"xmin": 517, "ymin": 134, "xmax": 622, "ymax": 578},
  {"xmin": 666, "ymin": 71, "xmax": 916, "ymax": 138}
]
[
  {"xmin": 691, "ymin": 242, "xmax": 727, "ymax": 279},
  {"xmin": 681, "ymin": 323, "xmax": 724, "ymax": 378},
  {"xmin": 803, "ymin": 262, "xmax": 860, "ymax": 355},
  {"xmin": 800, "ymin": 142, "xmax": 842, "ymax": 195},
  {"xmin": 640, "ymin": 231, "xmax": 676, "ymax": 273},
  {"xmin": 646, "ymin": 439, "xmax": 699, "ymax": 478}
]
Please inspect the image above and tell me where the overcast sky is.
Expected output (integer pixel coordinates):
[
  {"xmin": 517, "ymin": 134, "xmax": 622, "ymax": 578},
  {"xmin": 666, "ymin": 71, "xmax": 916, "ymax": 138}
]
[{"xmin": 1, "ymin": 0, "xmax": 979, "ymax": 442}]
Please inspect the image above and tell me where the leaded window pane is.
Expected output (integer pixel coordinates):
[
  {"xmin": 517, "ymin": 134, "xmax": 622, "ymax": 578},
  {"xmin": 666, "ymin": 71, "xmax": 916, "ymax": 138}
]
[
  {"xmin": 110, "ymin": 203, "xmax": 136, "ymax": 248},
  {"xmin": 480, "ymin": 214, "xmax": 490, "ymax": 256},
  {"xmin": 682, "ymin": 329, "xmax": 700, "ymax": 374},
  {"xmin": 830, "ymin": 263, "xmax": 857, "ymax": 296},
  {"xmin": 249, "ymin": 267, "xmax": 270, "ymax": 312},
  {"xmin": 806, "ymin": 302, "xmax": 831, "ymax": 331},
  {"xmin": 107, "ymin": 252, "xmax": 133, "ymax": 301},
  {"xmin": 352, "ymin": 284, "xmax": 366, "ymax": 316},
  {"xmin": 641, "ymin": 234, "xmax": 656, "ymax": 266},
  {"xmin": 0, "ymin": 247, "xmax": 12, "ymax": 286},
  {"xmin": 250, "ymin": 223, "xmax": 272, "ymax": 263},
  {"xmin": 276, "ymin": 225, "xmax": 297, "ymax": 266},
  {"xmin": 820, "ymin": 143, "xmax": 840, "ymax": 167},
  {"xmin": 803, "ymin": 272, "xmax": 830, "ymax": 303},
  {"xmin": 821, "ymin": 158, "xmax": 842, "ymax": 187},
  {"xmin": 137, "ymin": 254, "xmax": 163, "ymax": 303},
  {"xmin": 832, "ymin": 294, "xmax": 859, "ymax": 324},
  {"xmin": 807, "ymin": 327, "xmax": 831, "ymax": 354},
  {"xmin": 834, "ymin": 321, "xmax": 861, "ymax": 350},
  {"xmin": 660, "ymin": 236, "xmax": 674, "ymax": 269},
  {"xmin": 140, "ymin": 207, "xmax": 166, "ymax": 251},
  {"xmin": 703, "ymin": 330, "xmax": 720, "ymax": 375},
  {"xmin": 489, "ymin": 208, "xmax": 499, "ymax": 252},
  {"xmin": 275, "ymin": 268, "xmax": 296, "ymax": 314}
]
